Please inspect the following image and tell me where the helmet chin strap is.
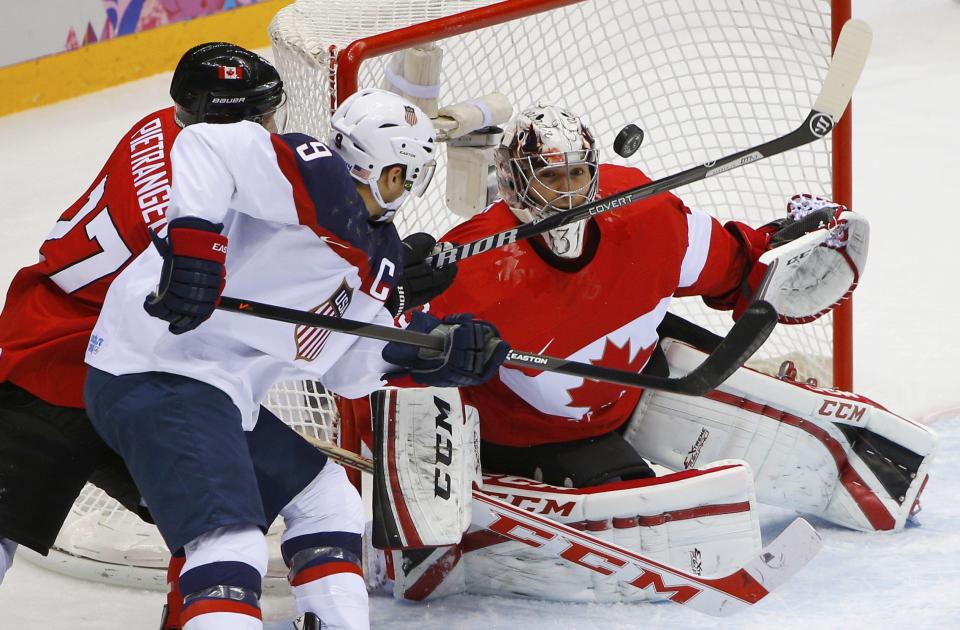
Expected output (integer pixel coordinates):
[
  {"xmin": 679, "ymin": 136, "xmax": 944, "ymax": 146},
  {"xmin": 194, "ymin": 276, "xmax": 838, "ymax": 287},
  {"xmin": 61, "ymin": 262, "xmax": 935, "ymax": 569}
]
[{"xmin": 368, "ymin": 180, "xmax": 410, "ymax": 223}]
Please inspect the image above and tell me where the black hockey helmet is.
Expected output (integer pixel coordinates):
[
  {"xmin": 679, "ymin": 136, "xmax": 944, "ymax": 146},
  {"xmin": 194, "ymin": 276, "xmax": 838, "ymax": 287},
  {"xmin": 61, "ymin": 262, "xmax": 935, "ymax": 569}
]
[{"xmin": 170, "ymin": 42, "xmax": 285, "ymax": 129}]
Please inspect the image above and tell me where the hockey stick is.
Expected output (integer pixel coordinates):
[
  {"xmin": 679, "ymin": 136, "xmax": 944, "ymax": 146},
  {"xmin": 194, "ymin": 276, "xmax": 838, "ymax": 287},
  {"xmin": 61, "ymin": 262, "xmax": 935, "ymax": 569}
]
[
  {"xmin": 423, "ymin": 19, "xmax": 873, "ymax": 269},
  {"xmin": 218, "ymin": 296, "xmax": 776, "ymax": 396},
  {"xmin": 303, "ymin": 435, "xmax": 822, "ymax": 617}
]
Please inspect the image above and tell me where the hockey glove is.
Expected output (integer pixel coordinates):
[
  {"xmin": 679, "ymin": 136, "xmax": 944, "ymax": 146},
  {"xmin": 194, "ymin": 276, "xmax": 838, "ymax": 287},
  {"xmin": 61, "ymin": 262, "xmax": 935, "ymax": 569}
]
[
  {"xmin": 384, "ymin": 233, "xmax": 458, "ymax": 317},
  {"xmin": 144, "ymin": 217, "xmax": 228, "ymax": 335},
  {"xmin": 382, "ymin": 311, "xmax": 510, "ymax": 388}
]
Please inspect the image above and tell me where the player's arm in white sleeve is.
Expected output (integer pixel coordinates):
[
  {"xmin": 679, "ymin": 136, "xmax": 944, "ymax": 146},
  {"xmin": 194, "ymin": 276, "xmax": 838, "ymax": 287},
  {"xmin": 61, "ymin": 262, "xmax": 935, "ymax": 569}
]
[
  {"xmin": 320, "ymin": 307, "xmax": 396, "ymax": 399},
  {"xmin": 166, "ymin": 120, "xmax": 327, "ymax": 226}
]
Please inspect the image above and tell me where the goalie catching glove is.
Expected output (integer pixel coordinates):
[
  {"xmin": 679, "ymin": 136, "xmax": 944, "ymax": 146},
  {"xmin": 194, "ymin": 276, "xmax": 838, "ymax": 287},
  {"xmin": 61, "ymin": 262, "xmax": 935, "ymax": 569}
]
[
  {"xmin": 384, "ymin": 233, "xmax": 458, "ymax": 317},
  {"xmin": 721, "ymin": 194, "xmax": 869, "ymax": 324},
  {"xmin": 383, "ymin": 311, "xmax": 509, "ymax": 388}
]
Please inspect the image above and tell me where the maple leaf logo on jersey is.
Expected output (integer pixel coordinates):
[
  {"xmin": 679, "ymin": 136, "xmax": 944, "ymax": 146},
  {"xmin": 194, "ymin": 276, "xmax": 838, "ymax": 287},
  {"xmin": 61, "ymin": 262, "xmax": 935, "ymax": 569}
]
[
  {"xmin": 565, "ymin": 338, "xmax": 650, "ymax": 417},
  {"xmin": 295, "ymin": 281, "xmax": 353, "ymax": 361}
]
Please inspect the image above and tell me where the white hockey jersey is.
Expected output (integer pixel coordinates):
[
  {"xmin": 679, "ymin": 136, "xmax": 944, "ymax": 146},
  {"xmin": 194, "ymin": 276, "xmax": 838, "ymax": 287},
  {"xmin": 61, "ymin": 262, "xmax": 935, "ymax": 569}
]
[{"xmin": 86, "ymin": 121, "xmax": 403, "ymax": 429}]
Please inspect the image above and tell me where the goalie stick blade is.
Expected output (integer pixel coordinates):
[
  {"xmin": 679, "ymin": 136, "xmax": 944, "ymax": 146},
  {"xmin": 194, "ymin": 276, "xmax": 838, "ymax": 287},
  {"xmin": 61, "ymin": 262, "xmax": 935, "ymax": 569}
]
[
  {"xmin": 736, "ymin": 518, "xmax": 822, "ymax": 595},
  {"xmin": 813, "ymin": 19, "xmax": 873, "ymax": 122},
  {"xmin": 643, "ymin": 300, "xmax": 778, "ymax": 396}
]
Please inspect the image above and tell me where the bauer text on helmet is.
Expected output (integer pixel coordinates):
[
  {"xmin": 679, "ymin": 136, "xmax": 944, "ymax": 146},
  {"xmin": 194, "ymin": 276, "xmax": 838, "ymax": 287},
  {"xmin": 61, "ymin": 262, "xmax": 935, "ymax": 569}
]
[
  {"xmin": 495, "ymin": 103, "xmax": 599, "ymax": 258},
  {"xmin": 329, "ymin": 89, "xmax": 437, "ymax": 222}
]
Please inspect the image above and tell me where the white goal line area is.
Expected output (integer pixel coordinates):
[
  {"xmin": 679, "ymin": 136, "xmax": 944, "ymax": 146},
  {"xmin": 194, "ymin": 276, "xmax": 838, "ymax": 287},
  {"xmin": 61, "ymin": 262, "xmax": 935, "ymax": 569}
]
[{"xmin": 23, "ymin": 0, "xmax": 851, "ymax": 593}]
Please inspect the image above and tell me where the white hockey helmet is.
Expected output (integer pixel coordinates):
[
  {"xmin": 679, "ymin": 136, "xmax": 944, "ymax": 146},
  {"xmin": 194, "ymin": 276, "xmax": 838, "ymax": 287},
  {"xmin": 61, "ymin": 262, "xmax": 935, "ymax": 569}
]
[
  {"xmin": 495, "ymin": 102, "xmax": 599, "ymax": 258},
  {"xmin": 329, "ymin": 88, "xmax": 437, "ymax": 221}
]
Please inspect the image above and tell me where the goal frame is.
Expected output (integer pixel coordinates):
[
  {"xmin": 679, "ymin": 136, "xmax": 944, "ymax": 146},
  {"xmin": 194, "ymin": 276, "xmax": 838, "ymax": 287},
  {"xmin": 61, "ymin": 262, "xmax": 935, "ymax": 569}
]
[{"xmin": 320, "ymin": 0, "xmax": 855, "ymax": 483}]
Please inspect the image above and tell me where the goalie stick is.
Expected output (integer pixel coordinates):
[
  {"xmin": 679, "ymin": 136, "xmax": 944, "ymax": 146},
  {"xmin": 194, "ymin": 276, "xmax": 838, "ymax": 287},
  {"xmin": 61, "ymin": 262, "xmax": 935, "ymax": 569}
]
[
  {"xmin": 302, "ymin": 436, "xmax": 823, "ymax": 618},
  {"xmin": 422, "ymin": 19, "xmax": 873, "ymax": 270},
  {"xmin": 218, "ymin": 297, "xmax": 776, "ymax": 396}
]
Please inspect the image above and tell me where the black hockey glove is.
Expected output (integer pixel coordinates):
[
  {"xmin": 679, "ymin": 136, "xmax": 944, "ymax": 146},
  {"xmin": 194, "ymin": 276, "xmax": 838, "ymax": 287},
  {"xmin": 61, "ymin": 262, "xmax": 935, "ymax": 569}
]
[
  {"xmin": 144, "ymin": 217, "xmax": 228, "ymax": 335},
  {"xmin": 382, "ymin": 311, "xmax": 510, "ymax": 388},
  {"xmin": 383, "ymin": 233, "xmax": 458, "ymax": 318}
]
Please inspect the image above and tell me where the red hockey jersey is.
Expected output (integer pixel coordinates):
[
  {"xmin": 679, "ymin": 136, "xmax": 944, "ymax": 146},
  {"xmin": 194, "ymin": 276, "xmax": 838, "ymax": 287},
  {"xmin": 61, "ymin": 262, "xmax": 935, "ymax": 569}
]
[
  {"xmin": 427, "ymin": 164, "xmax": 752, "ymax": 447},
  {"xmin": 0, "ymin": 108, "xmax": 180, "ymax": 408}
]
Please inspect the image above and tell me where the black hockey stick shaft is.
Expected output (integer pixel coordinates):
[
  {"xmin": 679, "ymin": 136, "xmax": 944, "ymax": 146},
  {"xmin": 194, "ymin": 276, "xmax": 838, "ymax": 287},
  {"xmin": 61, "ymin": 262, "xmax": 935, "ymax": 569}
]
[
  {"xmin": 218, "ymin": 297, "xmax": 776, "ymax": 396},
  {"xmin": 423, "ymin": 19, "xmax": 871, "ymax": 270}
]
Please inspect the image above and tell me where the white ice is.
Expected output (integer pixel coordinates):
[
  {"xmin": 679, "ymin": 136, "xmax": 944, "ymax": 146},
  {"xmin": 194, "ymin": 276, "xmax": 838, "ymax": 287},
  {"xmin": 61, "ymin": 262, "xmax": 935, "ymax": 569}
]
[{"xmin": 2, "ymin": 0, "xmax": 960, "ymax": 627}]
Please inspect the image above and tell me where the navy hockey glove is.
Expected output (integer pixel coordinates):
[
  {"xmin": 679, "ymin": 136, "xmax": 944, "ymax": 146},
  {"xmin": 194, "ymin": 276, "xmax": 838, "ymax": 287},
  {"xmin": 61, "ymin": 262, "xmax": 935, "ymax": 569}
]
[
  {"xmin": 383, "ymin": 311, "xmax": 510, "ymax": 388},
  {"xmin": 144, "ymin": 217, "xmax": 228, "ymax": 335},
  {"xmin": 384, "ymin": 233, "xmax": 458, "ymax": 317}
]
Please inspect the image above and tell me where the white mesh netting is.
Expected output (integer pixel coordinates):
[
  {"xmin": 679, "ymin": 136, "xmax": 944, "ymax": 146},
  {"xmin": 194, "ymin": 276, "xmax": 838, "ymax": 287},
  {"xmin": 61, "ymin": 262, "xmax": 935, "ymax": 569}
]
[{"xmin": 37, "ymin": 0, "xmax": 843, "ymax": 588}]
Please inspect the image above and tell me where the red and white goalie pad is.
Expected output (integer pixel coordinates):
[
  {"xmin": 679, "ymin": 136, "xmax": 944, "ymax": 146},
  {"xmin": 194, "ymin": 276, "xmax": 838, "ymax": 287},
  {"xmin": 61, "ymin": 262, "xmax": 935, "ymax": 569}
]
[
  {"xmin": 624, "ymin": 340, "xmax": 937, "ymax": 531},
  {"xmin": 371, "ymin": 388, "xmax": 480, "ymax": 549},
  {"xmin": 390, "ymin": 462, "xmax": 762, "ymax": 603}
]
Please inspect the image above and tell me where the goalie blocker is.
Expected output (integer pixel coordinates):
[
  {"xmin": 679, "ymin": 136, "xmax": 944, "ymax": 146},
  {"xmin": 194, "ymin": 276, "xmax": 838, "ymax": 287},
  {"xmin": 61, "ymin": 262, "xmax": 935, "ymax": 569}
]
[{"xmin": 624, "ymin": 339, "xmax": 937, "ymax": 532}]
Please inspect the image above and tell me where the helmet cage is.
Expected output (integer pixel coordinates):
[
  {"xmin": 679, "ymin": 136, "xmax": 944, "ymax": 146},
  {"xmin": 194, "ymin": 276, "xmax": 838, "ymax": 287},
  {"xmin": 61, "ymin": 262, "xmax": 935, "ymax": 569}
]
[{"xmin": 504, "ymin": 148, "xmax": 599, "ymax": 216}]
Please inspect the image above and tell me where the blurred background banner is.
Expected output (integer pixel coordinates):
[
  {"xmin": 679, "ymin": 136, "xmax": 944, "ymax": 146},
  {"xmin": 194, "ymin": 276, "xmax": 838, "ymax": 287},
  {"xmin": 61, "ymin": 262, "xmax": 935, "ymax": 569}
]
[
  {"xmin": 0, "ymin": 0, "xmax": 290, "ymax": 115},
  {"xmin": 0, "ymin": 0, "xmax": 273, "ymax": 68}
]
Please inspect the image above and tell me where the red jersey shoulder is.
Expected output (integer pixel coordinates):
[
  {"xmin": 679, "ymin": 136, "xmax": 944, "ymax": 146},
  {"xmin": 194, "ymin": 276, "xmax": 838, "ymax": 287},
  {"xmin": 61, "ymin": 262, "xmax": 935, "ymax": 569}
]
[
  {"xmin": 39, "ymin": 106, "xmax": 179, "ymax": 296},
  {"xmin": 595, "ymin": 163, "xmax": 691, "ymax": 251}
]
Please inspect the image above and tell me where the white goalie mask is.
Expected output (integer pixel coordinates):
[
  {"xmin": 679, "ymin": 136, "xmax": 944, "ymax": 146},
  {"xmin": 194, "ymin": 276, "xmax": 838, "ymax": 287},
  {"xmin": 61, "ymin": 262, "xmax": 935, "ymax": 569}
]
[
  {"xmin": 329, "ymin": 88, "xmax": 437, "ymax": 222},
  {"xmin": 495, "ymin": 103, "xmax": 599, "ymax": 258}
]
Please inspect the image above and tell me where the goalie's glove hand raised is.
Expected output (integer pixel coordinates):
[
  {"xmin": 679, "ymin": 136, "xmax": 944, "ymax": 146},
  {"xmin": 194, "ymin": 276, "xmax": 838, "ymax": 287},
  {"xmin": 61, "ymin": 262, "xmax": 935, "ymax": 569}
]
[
  {"xmin": 144, "ymin": 217, "xmax": 227, "ymax": 335},
  {"xmin": 384, "ymin": 233, "xmax": 458, "ymax": 317},
  {"xmin": 383, "ymin": 311, "xmax": 510, "ymax": 388},
  {"xmin": 765, "ymin": 194, "xmax": 848, "ymax": 248}
]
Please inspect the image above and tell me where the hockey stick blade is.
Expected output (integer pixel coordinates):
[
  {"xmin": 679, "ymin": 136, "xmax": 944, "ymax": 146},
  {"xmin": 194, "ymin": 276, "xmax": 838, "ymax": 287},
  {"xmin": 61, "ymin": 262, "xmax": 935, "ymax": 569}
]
[
  {"xmin": 424, "ymin": 19, "xmax": 873, "ymax": 270},
  {"xmin": 219, "ymin": 297, "xmax": 775, "ymax": 396},
  {"xmin": 302, "ymin": 436, "xmax": 821, "ymax": 617}
]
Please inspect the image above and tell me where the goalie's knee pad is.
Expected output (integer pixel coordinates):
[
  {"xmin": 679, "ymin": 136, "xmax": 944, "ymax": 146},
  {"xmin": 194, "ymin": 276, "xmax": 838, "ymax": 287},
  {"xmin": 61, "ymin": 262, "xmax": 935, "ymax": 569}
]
[
  {"xmin": 391, "ymin": 462, "xmax": 761, "ymax": 603},
  {"xmin": 624, "ymin": 340, "xmax": 937, "ymax": 531},
  {"xmin": 180, "ymin": 525, "xmax": 267, "ymax": 628}
]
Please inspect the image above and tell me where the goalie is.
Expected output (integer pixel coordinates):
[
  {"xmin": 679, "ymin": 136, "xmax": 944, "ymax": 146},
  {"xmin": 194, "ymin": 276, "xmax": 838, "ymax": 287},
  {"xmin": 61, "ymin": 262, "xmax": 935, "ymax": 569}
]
[{"xmin": 352, "ymin": 102, "xmax": 936, "ymax": 603}]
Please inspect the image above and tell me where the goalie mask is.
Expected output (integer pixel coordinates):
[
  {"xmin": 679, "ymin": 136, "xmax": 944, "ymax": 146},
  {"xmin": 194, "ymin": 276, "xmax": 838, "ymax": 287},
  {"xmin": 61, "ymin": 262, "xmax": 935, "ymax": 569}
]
[
  {"xmin": 495, "ymin": 103, "xmax": 599, "ymax": 258},
  {"xmin": 330, "ymin": 88, "xmax": 437, "ymax": 222}
]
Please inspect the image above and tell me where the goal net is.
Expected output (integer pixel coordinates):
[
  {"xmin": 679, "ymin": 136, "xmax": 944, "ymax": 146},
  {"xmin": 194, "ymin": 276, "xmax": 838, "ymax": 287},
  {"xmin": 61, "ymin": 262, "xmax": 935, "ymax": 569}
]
[{"xmin": 31, "ymin": 0, "xmax": 851, "ymax": 590}]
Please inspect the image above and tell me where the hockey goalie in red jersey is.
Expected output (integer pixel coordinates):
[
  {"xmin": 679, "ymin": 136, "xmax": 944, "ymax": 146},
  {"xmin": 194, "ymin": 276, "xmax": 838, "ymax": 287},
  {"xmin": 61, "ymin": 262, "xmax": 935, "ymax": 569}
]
[{"xmin": 356, "ymin": 102, "xmax": 937, "ymax": 604}]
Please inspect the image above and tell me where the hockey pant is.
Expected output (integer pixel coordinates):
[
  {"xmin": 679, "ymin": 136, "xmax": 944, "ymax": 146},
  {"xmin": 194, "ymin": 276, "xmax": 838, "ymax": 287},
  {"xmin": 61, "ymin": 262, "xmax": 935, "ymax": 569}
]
[{"xmin": 623, "ymin": 339, "xmax": 937, "ymax": 531}]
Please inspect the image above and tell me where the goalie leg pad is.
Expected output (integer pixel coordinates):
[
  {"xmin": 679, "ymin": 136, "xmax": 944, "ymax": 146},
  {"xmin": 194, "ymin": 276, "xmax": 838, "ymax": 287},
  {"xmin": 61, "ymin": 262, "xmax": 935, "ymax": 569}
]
[
  {"xmin": 391, "ymin": 462, "xmax": 761, "ymax": 603},
  {"xmin": 624, "ymin": 340, "xmax": 937, "ymax": 531},
  {"xmin": 372, "ymin": 387, "xmax": 479, "ymax": 549}
]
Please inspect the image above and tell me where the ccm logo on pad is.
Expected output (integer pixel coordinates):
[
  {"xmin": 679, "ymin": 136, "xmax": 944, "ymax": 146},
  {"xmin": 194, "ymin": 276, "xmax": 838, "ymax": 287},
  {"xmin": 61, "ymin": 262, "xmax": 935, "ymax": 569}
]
[{"xmin": 818, "ymin": 399, "xmax": 867, "ymax": 424}]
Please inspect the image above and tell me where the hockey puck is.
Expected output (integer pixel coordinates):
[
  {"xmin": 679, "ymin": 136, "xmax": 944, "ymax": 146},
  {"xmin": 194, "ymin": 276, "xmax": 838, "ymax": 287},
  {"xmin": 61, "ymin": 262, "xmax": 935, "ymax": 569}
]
[{"xmin": 613, "ymin": 124, "xmax": 644, "ymax": 158}]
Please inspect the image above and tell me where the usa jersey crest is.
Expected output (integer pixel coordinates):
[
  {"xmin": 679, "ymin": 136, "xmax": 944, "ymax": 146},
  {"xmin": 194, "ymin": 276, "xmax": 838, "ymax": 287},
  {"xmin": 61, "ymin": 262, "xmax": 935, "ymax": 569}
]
[{"xmin": 295, "ymin": 280, "xmax": 353, "ymax": 361}]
